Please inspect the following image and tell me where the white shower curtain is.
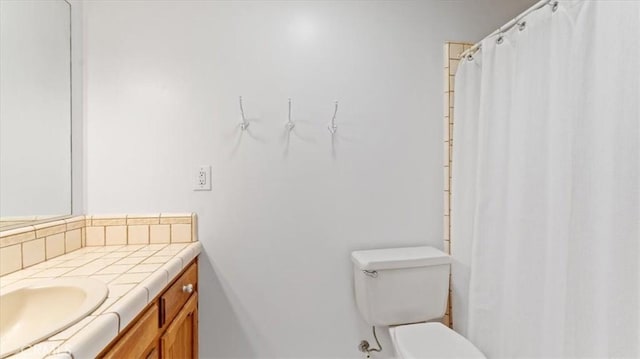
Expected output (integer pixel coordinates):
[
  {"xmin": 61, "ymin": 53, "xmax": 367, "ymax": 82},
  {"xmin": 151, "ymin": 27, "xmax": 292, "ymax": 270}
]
[{"xmin": 451, "ymin": 1, "xmax": 639, "ymax": 358}]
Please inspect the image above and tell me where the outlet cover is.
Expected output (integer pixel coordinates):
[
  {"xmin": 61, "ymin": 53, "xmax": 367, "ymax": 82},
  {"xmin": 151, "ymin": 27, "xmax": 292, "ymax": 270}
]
[{"xmin": 194, "ymin": 165, "xmax": 212, "ymax": 191}]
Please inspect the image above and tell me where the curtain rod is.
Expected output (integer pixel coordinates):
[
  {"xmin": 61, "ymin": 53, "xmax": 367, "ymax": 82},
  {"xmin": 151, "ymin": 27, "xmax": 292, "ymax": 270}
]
[{"xmin": 459, "ymin": 0, "xmax": 558, "ymax": 60}]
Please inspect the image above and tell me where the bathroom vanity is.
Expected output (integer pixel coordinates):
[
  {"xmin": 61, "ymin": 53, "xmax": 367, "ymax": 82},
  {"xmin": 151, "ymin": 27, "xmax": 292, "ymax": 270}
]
[
  {"xmin": 0, "ymin": 213, "xmax": 201, "ymax": 359},
  {"xmin": 99, "ymin": 259, "xmax": 198, "ymax": 358}
]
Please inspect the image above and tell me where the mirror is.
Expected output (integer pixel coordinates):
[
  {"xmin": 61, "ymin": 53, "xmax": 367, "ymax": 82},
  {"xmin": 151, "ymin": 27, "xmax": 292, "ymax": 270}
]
[{"xmin": 0, "ymin": 0, "xmax": 72, "ymax": 229}]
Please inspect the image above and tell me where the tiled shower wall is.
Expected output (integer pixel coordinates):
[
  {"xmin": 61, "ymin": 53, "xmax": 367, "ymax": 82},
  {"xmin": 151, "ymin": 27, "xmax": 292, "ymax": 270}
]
[
  {"xmin": 443, "ymin": 41, "xmax": 473, "ymax": 328},
  {"xmin": 0, "ymin": 213, "xmax": 198, "ymax": 276}
]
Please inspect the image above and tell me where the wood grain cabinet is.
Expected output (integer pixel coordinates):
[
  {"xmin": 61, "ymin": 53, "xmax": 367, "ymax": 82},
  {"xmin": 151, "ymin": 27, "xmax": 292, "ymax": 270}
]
[{"xmin": 99, "ymin": 259, "xmax": 198, "ymax": 359}]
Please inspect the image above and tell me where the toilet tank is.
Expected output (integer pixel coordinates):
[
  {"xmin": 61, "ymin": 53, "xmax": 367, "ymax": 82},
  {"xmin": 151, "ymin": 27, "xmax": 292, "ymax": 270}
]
[{"xmin": 351, "ymin": 246, "xmax": 450, "ymax": 326}]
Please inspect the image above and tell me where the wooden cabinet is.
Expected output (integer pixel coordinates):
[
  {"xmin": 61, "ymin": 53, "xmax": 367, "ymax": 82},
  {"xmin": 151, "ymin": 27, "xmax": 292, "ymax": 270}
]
[
  {"xmin": 161, "ymin": 294, "xmax": 198, "ymax": 358},
  {"xmin": 101, "ymin": 304, "xmax": 159, "ymax": 359},
  {"xmin": 99, "ymin": 259, "xmax": 198, "ymax": 359}
]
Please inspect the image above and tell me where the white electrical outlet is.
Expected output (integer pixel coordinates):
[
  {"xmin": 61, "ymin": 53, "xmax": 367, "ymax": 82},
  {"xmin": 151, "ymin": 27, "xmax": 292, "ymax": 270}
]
[{"xmin": 194, "ymin": 165, "xmax": 211, "ymax": 191}]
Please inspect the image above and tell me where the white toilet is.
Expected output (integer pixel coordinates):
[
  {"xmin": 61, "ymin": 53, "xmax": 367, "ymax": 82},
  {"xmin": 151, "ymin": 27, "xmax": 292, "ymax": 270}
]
[{"xmin": 351, "ymin": 246, "xmax": 485, "ymax": 358}]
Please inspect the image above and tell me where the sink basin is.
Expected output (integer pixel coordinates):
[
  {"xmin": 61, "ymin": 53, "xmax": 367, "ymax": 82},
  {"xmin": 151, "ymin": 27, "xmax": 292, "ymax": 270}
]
[{"xmin": 0, "ymin": 278, "xmax": 108, "ymax": 358}]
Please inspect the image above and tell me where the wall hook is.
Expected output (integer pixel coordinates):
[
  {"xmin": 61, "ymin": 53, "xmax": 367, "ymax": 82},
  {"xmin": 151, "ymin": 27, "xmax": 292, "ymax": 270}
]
[
  {"xmin": 328, "ymin": 101, "xmax": 338, "ymax": 134},
  {"xmin": 239, "ymin": 96, "xmax": 249, "ymax": 130},
  {"xmin": 286, "ymin": 98, "xmax": 295, "ymax": 131}
]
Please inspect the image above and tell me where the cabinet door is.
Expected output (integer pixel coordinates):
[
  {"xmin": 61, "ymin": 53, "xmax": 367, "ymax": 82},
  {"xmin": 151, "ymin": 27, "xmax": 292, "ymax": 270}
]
[
  {"xmin": 101, "ymin": 304, "xmax": 159, "ymax": 359},
  {"xmin": 161, "ymin": 293, "xmax": 198, "ymax": 359}
]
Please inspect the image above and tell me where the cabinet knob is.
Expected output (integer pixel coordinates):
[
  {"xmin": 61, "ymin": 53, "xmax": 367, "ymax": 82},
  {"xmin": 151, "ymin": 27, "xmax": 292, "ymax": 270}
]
[{"xmin": 182, "ymin": 283, "xmax": 194, "ymax": 293}]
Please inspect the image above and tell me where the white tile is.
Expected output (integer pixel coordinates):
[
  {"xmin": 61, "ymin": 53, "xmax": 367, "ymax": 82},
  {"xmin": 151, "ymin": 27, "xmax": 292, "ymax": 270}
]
[
  {"xmin": 114, "ymin": 256, "xmax": 144, "ymax": 265},
  {"xmin": 63, "ymin": 313, "xmax": 118, "ymax": 359},
  {"xmin": 92, "ymin": 297, "xmax": 118, "ymax": 315},
  {"xmin": 55, "ymin": 258, "xmax": 92, "ymax": 268},
  {"xmin": 111, "ymin": 272, "xmax": 150, "ymax": 284},
  {"xmin": 63, "ymin": 262, "xmax": 107, "ymax": 276},
  {"xmin": 0, "ymin": 268, "xmax": 42, "ymax": 282},
  {"xmin": 10, "ymin": 340, "xmax": 63, "ymax": 359},
  {"xmin": 45, "ymin": 353, "xmax": 73, "ymax": 359},
  {"xmin": 128, "ymin": 263, "xmax": 162, "ymax": 273},
  {"xmin": 92, "ymin": 257, "xmax": 120, "ymax": 266},
  {"xmin": 97, "ymin": 264, "xmax": 134, "ymax": 275},
  {"xmin": 31, "ymin": 267, "xmax": 72, "ymax": 278},
  {"xmin": 114, "ymin": 244, "xmax": 146, "ymax": 252},
  {"xmin": 107, "ymin": 283, "xmax": 135, "ymax": 298},
  {"xmin": 92, "ymin": 245, "xmax": 123, "ymax": 253},
  {"xmin": 91, "ymin": 274, "xmax": 118, "ymax": 284},
  {"xmin": 104, "ymin": 286, "xmax": 148, "ymax": 331},
  {"xmin": 127, "ymin": 250, "xmax": 154, "ymax": 257},
  {"xmin": 141, "ymin": 255, "xmax": 174, "ymax": 264},
  {"xmin": 160, "ymin": 257, "xmax": 183, "ymax": 280},
  {"xmin": 177, "ymin": 247, "xmax": 196, "ymax": 267},
  {"xmin": 49, "ymin": 316, "xmax": 94, "ymax": 340},
  {"xmin": 140, "ymin": 269, "xmax": 168, "ymax": 301},
  {"xmin": 191, "ymin": 242, "xmax": 203, "ymax": 256}
]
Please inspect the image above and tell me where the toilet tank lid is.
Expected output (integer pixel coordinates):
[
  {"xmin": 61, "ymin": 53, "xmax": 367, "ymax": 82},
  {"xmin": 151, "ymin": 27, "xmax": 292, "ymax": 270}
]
[{"xmin": 351, "ymin": 246, "xmax": 450, "ymax": 271}]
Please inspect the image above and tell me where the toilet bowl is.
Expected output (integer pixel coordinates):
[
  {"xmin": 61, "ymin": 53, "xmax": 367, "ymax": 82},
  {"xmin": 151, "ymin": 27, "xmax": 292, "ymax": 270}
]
[
  {"xmin": 390, "ymin": 322, "xmax": 484, "ymax": 358},
  {"xmin": 351, "ymin": 246, "xmax": 485, "ymax": 359}
]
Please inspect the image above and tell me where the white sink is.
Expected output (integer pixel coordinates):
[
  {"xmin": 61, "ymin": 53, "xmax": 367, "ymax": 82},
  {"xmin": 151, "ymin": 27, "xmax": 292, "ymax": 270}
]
[{"xmin": 0, "ymin": 278, "xmax": 108, "ymax": 358}]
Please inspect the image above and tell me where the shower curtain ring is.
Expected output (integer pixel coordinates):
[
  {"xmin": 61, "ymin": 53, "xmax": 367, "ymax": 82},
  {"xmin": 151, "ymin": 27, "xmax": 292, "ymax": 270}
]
[
  {"xmin": 551, "ymin": 1, "xmax": 559, "ymax": 12},
  {"xmin": 518, "ymin": 21, "xmax": 526, "ymax": 31}
]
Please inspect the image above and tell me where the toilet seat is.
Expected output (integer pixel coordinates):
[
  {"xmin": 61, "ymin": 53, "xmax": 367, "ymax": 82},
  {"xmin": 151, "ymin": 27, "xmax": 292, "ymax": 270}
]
[{"xmin": 389, "ymin": 322, "xmax": 485, "ymax": 359}]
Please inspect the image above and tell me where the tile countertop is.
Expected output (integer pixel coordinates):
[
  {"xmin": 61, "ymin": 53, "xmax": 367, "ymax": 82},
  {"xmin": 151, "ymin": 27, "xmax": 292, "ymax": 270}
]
[{"xmin": 0, "ymin": 242, "xmax": 202, "ymax": 359}]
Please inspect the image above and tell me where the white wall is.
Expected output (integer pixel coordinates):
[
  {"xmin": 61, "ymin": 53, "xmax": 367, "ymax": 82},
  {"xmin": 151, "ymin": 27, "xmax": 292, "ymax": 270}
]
[{"xmin": 83, "ymin": 1, "xmax": 532, "ymax": 357}]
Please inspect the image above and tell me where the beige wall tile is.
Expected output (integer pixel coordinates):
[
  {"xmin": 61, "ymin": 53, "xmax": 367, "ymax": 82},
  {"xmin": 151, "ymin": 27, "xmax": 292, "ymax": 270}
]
[
  {"xmin": 191, "ymin": 213, "xmax": 198, "ymax": 242},
  {"xmin": 126, "ymin": 217, "xmax": 159, "ymax": 225},
  {"xmin": 170, "ymin": 224, "xmax": 192, "ymax": 243},
  {"xmin": 34, "ymin": 221, "xmax": 67, "ymax": 238},
  {"xmin": 0, "ymin": 244, "xmax": 22, "ymax": 276},
  {"xmin": 0, "ymin": 226, "xmax": 36, "ymax": 248},
  {"xmin": 443, "ymin": 215, "xmax": 450, "ymax": 234},
  {"xmin": 128, "ymin": 225, "xmax": 149, "ymax": 245},
  {"xmin": 444, "ymin": 192, "xmax": 450, "ymax": 214},
  {"xmin": 46, "ymin": 233, "xmax": 66, "ymax": 259},
  {"xmin": 126, "ymin": 214, "xmax": 160, "ymax": 225},
  {"xmin": 448, "ymin": 59, "xmax": 459, "ymax": 75},
  {"xmin": 443, "ymin": 166, "xmax": 450, "ymax": 187},
  {"xmin": 22, "ymin": 238, "xmax": 45, "ymax": 268},
  {"xmin": 449, "ymin": 43, "xmax": 464, "ymax": 59},
  {"xmin": 91, "ymin": 216, "xmax": 127, "ymax": 226},
  {"xmin": 443, "ymin": 140, "xmax": 450, "ymax": 164},
  {"xmin": 66, "ymin": 229, "xmax": 82, "ymax": 252},
  {"xmin": 159, "ymin": 216, "xmax": 191, "ymax": 225},
  {"xmin": 65, "ymin": 217, "xmax": 85, "ymax": 230},
  {"xmin": 443, "ymin": 68, "xmax": 450, "ymax": 92},
  {"xmin": 105, "ymin": 226, "xmax": 127, "ymax": 245},
  {"xmin": 150, "ymin": 225, "xmax": 170, "ymax": 244},
  {"xmin": 86, "ymin": 226, "xmax": 105, "ymax": 246}
]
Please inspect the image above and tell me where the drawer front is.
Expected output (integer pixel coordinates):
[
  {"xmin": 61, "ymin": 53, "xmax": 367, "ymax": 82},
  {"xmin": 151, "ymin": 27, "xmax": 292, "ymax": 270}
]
[
  {"xmin": 161, "ymin": 261, "xmax": 198, "ymax": 327},
  {"xmin": 101, "ymin": 303, "xmax": 159, "ymax": 359}
]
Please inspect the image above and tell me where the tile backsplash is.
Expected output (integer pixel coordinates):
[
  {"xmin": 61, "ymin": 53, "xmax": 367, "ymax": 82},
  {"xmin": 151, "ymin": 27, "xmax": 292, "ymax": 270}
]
[
  {"xmin": 0, "ymin": 213, "xmax": 197, "ymax": 276},
  {"xmin": 443, "ymin": 41, "xmax": 473, "ymax": 329}
]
